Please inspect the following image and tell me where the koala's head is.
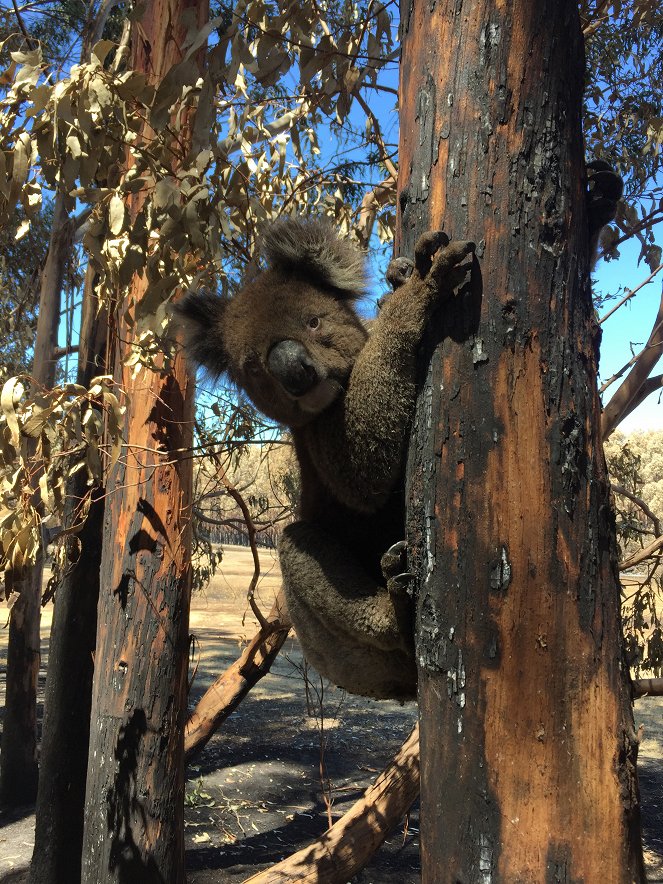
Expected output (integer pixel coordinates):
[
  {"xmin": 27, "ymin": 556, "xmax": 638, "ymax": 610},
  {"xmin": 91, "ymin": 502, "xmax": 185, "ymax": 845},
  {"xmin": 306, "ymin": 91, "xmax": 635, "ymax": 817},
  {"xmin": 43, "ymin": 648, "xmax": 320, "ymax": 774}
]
[{"xmin": 175, "ymin": 219, "xmax": 369, "ymax": 427}]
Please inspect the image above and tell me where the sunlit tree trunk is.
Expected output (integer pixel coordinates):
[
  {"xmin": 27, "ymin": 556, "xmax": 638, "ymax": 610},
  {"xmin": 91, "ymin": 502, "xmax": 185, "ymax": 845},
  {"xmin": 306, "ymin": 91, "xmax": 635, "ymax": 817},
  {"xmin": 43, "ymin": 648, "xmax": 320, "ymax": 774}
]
[
  {"xmin": 398, "ymin": 0, "xmax": 645, "ymax": 879},
  {"xmin": 80, "ymin": 0, "xmax": 207, "ymax": 879}
]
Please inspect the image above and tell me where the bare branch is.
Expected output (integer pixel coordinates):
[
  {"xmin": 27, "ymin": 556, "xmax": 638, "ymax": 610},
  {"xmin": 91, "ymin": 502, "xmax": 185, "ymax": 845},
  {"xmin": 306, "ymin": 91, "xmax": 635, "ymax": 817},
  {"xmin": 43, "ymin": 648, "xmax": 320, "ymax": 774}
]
[
  {"xmin": 354, "ymin": 173, "xmax": 396, "ymax": 250},
  {"xmin": 619, "ymin": 535, "xmax": 663, "ymax": 571},
  {"xmin": 599, "ymin": 263, "xmax": 663, "ymax": 326},
  {"xmin": 601, "ymin": 286, "xmax": 663, "ymax": 439},
  {"xmin": 185, "ymin": 590, "xmax": 291, "ymax": 761},
  {"xmin": 633, "ymin": 678, "xmax": 663, "ymax": 698},
  {"xmin": 611, "ymin": 484, "xmax": 661, "ymax": 537}
]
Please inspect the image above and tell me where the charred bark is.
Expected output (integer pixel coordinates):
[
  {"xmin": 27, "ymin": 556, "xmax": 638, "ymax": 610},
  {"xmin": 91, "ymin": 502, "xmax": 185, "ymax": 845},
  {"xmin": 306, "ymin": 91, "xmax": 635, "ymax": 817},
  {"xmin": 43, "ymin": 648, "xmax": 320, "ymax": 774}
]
[
  {"xmin": 29, "ymin": 268, "xmax": 108, "ymax": 884},
  {"xmin": 1, "ymin": 191, "xmax": 74, "ymax": 807},
  {"xmin": 398, "ymin": 0, "xmax": 644, "ymax": 880},
  {"xmin": 80, "ymin": 0, "xmax": 207, "ymax": 880}
]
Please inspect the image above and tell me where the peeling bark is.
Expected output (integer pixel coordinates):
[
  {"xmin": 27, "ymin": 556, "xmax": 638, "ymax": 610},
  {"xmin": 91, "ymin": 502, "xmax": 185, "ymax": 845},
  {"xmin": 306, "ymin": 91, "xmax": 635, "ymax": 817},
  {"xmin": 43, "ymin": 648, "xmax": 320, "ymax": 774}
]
[{"xmin": 398, "ymin": 0, "xmax": 644, "ymax": 880}]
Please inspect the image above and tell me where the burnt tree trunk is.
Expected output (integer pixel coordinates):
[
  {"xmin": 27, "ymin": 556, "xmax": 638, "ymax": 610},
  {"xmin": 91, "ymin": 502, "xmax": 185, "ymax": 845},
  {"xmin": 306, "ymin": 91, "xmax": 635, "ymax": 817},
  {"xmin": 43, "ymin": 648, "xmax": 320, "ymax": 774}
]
[
  {"xmin": 398, "ymin": 0, "xmax": 645, "ymax": 880},
  {"xmin": 29, "ymin": 267, "xmax": 108, "ymax": 884},
  {"xmin": 1, "ymin": 190, "xmax": 74, "ymax": 807},
  {"xmin": 80, "ymin": 0, "xmax": 207, "ymax": 880}
]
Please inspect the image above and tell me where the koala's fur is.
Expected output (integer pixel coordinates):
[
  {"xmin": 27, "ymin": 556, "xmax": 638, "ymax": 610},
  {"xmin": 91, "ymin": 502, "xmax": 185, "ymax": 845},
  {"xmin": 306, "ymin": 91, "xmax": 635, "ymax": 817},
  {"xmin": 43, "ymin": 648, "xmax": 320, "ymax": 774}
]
[{"xmin": 176, "ymin": 220, "xmax": 475, "ymax": 700}]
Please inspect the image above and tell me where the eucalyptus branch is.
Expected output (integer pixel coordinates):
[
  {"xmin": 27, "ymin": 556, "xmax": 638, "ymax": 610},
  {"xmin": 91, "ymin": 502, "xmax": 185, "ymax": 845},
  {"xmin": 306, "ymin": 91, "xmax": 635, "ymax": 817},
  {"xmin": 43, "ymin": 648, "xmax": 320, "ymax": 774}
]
[{"xmin": 612, "ymin": 484, "xmax": 661, "ymax": 537}]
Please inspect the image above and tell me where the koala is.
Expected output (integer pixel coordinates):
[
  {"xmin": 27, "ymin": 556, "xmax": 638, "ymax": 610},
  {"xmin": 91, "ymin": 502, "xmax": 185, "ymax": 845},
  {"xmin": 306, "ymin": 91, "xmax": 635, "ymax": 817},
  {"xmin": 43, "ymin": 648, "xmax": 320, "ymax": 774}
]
[
  {"xmin": 587, "ymin": 159, "xmax": 624, "ymax": 261},
  {"xmin": 175, "ymin": 220, "xmax": 475, "ymax": 700},
  {"xmin": 176, "ymin": 163, "xmax": 620, "ymax": 702}
]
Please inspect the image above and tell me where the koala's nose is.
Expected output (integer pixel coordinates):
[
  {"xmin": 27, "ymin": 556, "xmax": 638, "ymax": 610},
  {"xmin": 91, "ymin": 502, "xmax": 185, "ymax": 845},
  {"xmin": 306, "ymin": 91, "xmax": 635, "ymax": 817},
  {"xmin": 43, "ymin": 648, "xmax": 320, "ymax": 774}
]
[{"xmin": 267, "ymin": 340, "xmax": 319, "ymax": 397}]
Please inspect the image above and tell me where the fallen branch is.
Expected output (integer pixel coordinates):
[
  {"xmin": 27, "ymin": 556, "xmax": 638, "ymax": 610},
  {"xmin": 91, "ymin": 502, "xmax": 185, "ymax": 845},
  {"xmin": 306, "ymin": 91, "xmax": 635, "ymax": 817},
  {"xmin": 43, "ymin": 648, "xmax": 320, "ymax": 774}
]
[
  {"xmin": 633, "ymin": 678, "xmax": 663, "ymax": 698},
  {"xmin": 620, "ymin": 535, "xmax": 663, "ymax": 571},
  {"xmin": 243, "ymin": 724, "xmax": 420, "ymax": 884},
  {"xmin": 185, "ymin": 590, "xmax": 291, "ymax": 762}
]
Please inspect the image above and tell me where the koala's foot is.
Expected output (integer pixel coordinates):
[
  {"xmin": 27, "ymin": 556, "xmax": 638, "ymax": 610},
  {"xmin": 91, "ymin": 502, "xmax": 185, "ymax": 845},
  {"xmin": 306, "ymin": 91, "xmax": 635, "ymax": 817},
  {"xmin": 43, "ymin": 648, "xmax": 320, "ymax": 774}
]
[
  {"xmin": 587, "ymin": 159, "xmax": 623, "ymax": 237},
  {"xmin": 381, "ymin": 539, "xmax": 416, "ymax": 600}
]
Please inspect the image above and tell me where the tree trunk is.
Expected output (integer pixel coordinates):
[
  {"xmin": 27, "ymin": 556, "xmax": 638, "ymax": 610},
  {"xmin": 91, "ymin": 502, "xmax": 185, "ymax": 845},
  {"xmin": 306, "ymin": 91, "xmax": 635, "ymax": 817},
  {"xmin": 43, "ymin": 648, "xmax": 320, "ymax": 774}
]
[
  {"xmin": 29, "ymin": 267, "xmax": 108, "ymax": 884},
  {"xmin": 80, "ymin": 1, "xmax": 207, "ymax": 880},
  {"xmin": 398, "ymin": 0, "xmax": 645, "ymax": 880},
  {"xmin": 0, "ymin": 190, "xmax": 73, "ymax": 807}
]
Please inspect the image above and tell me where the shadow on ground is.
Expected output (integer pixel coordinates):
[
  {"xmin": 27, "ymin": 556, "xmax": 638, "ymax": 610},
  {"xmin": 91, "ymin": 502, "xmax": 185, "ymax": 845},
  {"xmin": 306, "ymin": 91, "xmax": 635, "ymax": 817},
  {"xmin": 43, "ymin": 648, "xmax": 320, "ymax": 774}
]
[{"xmin": 1, "ymin": 549, "xmax": 662, "ymax": 882}]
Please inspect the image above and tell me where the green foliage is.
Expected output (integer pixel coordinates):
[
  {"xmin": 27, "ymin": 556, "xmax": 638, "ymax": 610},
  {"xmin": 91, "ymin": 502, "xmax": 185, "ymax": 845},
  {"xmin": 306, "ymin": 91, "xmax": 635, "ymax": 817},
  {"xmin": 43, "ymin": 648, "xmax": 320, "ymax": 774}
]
[
  {"xmin": 606, "ymin": 430, "xmax": 663, "ymax": 675},
  {"xmin": 584, "ymin": 0, "xmax": 663, "ymax": 269},
  {"xmin": 0, "ymin": 202, "xmax": 53, "ymax": 378}
]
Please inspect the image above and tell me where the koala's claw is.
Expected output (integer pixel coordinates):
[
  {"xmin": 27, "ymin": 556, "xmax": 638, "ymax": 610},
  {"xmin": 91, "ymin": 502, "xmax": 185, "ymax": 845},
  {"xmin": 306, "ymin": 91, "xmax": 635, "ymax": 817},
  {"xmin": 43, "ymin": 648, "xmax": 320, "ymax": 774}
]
[
  {"xmin": 381, "ymin": 540, "xmax": 408, "ymax": 580},
  {"xmin": 414, "ymin": 230, "xmax": 450, "ymax": 276},
  {"xmin": 388, "ymin": 572, "xmax": 417, "ymax": 595},
  {"xmin": 587, "ymin": 160, "xmax": 623, "ymax": 235},
  {"xmin": 386, "ymin": 257, "xmax": 415, "ymax": 291}
]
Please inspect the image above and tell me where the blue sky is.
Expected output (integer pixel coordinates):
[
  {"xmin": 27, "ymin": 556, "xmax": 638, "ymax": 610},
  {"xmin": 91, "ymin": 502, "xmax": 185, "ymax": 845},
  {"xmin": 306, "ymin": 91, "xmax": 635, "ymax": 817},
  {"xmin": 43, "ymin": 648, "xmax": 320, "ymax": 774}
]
[{"xmin": 595, "ymin": 237, "xmax": 662, "ymax": 433}]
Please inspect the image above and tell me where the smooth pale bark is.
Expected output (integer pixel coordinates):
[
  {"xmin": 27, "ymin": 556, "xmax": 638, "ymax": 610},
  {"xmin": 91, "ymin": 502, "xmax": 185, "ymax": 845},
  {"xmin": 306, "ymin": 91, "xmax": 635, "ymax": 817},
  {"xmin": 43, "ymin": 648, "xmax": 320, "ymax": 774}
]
[{"xmin": 398, "ymin": 0, "xmax": 644, "ymax": 880}]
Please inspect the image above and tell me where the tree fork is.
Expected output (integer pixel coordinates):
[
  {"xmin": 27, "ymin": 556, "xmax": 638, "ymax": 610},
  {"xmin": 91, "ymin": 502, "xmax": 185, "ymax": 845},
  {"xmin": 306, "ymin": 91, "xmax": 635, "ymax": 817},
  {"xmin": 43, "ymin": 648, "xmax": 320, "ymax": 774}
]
[{"xmin": 398, "ymin": 0, "xmax": 644, "ymax": 880}]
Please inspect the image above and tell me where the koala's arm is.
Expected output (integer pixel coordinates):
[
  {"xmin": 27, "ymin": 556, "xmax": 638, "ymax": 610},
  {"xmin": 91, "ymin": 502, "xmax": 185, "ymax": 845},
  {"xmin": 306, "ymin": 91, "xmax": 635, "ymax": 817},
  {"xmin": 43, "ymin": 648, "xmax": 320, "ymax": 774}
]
[
  {"xmin": 304, "ymin": 234, "xmax": 474, "ymax": 513},
  {"xmin": 587, "ymin": 160, "xmax": 623, "ymax": 265}
]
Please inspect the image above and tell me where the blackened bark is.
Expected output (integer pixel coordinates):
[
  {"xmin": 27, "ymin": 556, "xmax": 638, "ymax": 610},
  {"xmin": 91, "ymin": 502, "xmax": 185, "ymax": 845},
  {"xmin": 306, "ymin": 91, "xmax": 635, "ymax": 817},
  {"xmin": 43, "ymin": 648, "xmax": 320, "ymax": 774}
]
[
  {"xmin": 398, "ymin": 0, "xmax": 644, "ymax": 880},
  {"xmin": 80, "ymin": 0, "xmax": 206, "ymax": 879},
  {"xmin": 29, "ymin": 268, "xmax": 108, "ymax": 884},
  {"xmin": 1, "ymin": 191, "xmax": 73, "ymax": 807}
]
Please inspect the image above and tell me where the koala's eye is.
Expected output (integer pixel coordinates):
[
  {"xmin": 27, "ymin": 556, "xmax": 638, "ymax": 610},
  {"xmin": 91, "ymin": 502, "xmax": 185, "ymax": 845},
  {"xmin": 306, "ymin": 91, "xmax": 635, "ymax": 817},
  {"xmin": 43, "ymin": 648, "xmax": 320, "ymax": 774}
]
[{"xmin": 307, "ymin": 316, "xmax": 321, "ymax": 330}]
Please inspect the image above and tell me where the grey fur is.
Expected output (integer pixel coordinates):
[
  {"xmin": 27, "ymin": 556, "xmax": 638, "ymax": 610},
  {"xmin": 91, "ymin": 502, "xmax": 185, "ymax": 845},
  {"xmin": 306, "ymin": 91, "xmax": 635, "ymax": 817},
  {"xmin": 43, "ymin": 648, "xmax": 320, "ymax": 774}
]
[
  {"xmin": 175, "ymin": 220, "xmax": 475, "ymax": 700},
  {"xmin": 261, "ymin": 218, "xmax": 368, "ymax": 298}
]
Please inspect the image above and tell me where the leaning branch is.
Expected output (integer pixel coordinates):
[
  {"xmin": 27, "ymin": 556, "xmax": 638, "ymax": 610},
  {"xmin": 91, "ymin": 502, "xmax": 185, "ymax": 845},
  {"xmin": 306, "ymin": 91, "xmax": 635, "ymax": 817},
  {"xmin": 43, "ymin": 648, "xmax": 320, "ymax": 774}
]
[
  {"xmin": 243, "ymin": 724, "xmax": 420, "ymax": 884},
  {"xmin": 185, "ymin": 590, "xmax": 291, "ymax": 762},
  {"xmin": 602, "ymin": 287, "xmax": 663, "ymax": 440},
  {"xmin": 619, "ymin": 535, "xmax": 663, "ymax": 572}
]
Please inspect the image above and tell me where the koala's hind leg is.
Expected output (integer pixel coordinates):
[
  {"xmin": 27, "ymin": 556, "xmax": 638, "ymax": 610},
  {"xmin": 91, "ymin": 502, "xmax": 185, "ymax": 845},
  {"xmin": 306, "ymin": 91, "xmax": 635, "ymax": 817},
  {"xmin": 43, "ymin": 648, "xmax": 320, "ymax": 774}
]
[{"xmin": 279, "ymin": 522, "xmax": 417, "ymax": 700}]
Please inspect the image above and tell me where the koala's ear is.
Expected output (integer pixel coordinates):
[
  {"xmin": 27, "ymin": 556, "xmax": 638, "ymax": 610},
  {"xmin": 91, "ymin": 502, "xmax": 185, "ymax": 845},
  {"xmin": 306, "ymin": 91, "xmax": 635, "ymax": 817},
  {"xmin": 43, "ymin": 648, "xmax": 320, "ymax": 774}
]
[
  {"xmin": 261, "ymin": 218, "xmax": 368, "ymax": 300},
  {"xmin": 173, "ymin": 290, "xmax": 229, "ymax": 375}
]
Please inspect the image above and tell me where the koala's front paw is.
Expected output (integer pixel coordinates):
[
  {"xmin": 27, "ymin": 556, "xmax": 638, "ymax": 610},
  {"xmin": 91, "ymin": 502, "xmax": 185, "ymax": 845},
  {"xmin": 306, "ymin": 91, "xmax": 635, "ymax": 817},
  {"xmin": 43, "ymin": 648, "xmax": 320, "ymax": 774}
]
[
  {"xmin": 386, "ymin": 256, "xmax": 415, "ymax": 291},
  {"xmin": 587, "ymin": 159, "xmax": 623, "ymax": 238},
  {"xmin": 427, "ymin": 238, "xmax": 476, "ymax": 295}
]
